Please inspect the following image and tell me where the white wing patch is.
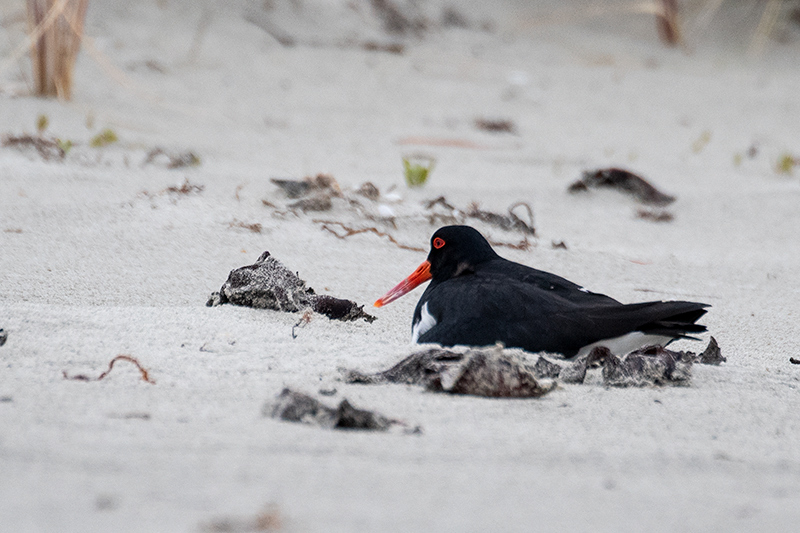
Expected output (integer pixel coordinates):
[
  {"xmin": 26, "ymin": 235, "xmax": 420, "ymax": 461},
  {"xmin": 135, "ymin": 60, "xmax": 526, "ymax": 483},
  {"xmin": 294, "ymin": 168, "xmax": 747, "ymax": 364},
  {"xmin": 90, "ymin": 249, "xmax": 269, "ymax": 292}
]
[
  {"xmin": 411, "ymin": 302, "xmax": 437, "ymax": 343},
  {"xmin": 576, "ymin": 331, "xmax": 673, "ymax": 357},
  {"xmin": 579, "ymin": 287, "xmax": 590, "ymax": 293}
]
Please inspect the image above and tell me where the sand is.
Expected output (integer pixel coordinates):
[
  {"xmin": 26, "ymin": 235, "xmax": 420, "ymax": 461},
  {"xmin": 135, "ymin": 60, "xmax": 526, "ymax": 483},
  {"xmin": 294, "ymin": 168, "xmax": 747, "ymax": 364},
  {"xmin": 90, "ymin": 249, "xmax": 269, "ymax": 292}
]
[{"xmin": 2, "ymin": 1, "xmax": 800, "ymax": 531}]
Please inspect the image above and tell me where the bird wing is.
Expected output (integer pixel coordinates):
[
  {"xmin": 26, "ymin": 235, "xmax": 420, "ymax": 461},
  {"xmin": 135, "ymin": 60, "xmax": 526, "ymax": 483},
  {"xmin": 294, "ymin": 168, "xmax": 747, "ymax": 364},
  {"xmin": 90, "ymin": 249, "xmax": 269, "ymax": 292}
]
[{"xmin": 416, "ymin": 270, "xmax": 707, "ymax": 357}]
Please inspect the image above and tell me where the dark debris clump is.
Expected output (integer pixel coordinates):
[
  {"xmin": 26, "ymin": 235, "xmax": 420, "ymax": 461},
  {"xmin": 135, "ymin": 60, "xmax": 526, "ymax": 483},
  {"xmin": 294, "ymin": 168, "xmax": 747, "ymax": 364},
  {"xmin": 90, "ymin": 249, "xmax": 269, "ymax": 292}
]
[
  {"xmin": 345, "ymin": 345, "xmax": 556, "ymax": 398},
  {"xmin": 143, "ymin": 147, "xmax": 201, "ymax": 168},
  {"xmin": 266, "ymin": 388, "xmax": 406, "ymax": 432},
  {"xmin": 466, "ymin": 201, "xmax": 536, "ymax": 236},
  {"xmin": 474, "ymin": 118, "xmax": 516, "ymax": 134},
  {"xmin": 2, "ymin": 134, "xmax": 66, "ymax": 161},
  {"xmin": 569, "ymin": 167, "xmax": 676, "ymax": 205},
  {"xmin": 0, "ymin": 328, "xmax": 7, "ymax": 346},
  {"xmin": 207, "ymin": 251, "xmax": 375, "ymax": 323},
  {"xmin": 271, "ymin": 174, "xmax": 341, "ymax": 199},
  {"xmin": 531, "ymin": 337, "xmax": 724, "ymax": 387}
]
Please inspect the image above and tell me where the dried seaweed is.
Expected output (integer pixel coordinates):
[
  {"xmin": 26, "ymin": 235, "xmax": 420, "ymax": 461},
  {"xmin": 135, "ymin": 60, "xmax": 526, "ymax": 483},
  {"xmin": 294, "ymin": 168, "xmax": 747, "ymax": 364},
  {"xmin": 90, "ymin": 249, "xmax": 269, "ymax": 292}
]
[
  {"xmin": 637, "ymin": 208, "xmax": 674, "ymax": 222},
  {"xmin": 166, "ymin": 179, "xmax": 203, "ymax": 194},
  {"xmin": 2, "ymin": 134, "xmax": 66, "ymax": 160},
  {"xmin": 135, "ymin": 178, "xmax": 204, "ymax": 203},
  {"xmin": 487, "ymin": 237, "xmax": 533, "ymax": 251},
  {"xmin": 314, "ymin": 220, "xmax": 425, "ymax": 252},
  {"xmin": 62, "ymin": 354, "xmax": 156, "ymax": 384},
  {"xmin": 396, "ymin": 137, "xmax": 484, "ymax": 149},
  {"xmin": 466, "ymin": 201, "xmax": 536, "ymax": 236},
  {"xmin": 228, "ymin": 219, "xmax": 263, "ymax": 233},
  {"xmin": 532, "ymin": 355, "xmax": 563, "ymax": 378},
  {"xmin": 207, "ymin": 250, "xmax": 376, "ymax": 323},
  {"xmin": 108, "ymin": 412, "xmax": 151, "ymax": 420},
  {"xmin": 698, "ymin": 336, "xmax": 725, "ymax": 365},
  {"xmin": 601, "ymin": 345, "xmax": 693, "ymax": 387},
  {"xmin": 534, "ymin": 338, "xmax": 723, "ymax": 387},
  {"xmin": 790, "ymin": 358, "xmax": 800, "ymax": 365},
  {"xmin": 361, "ymin": 41, "xmax": 405, "ymax": 54},
  {"xmin": 345, "ymin": 345, "xmax": 556, "ymax": 398},
  {"xmin": 569, "ymin": 168, "xmax": 676, "ymax": 205},
  {"xmin": 0, "ymin": 328, "xmax": 6, "ymax": 346},
  {"xmin": 271, "ymin": 174, "xmax": 341, "ymax": 199},
  {"xmin": 474, "ymin": 118, "xmax": 516, "ymax": 133},
  {"xmin": 143, "ymin": 147, "xmax": 201, "ymax": 168},
  {"xmin": 288, "ymin": 194, "xmax": 333, "ymax": 212},
  {"xmin": 421, "ymin": 197, "xmax": 537, "ymax": 245},
  {"xmin": 355, "ymin": 181, "xmax": 380, "ymax": 201},
  {"xmin": 266, "ymin": 388, "xmax": 399, "ymax": 431},
  {"xmin": 200, "ymin": 505, "xmax": 283, "ymax": 533},
  {"xmin": 371, "ymin": 0, "xmax": 426, "ymax": 35}
]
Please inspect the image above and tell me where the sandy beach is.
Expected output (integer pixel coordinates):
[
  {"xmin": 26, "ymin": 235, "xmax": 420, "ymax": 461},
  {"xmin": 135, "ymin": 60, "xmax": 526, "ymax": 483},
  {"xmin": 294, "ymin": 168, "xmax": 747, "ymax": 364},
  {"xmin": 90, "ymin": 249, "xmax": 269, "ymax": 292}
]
[{"xmin": 2, "ymin": 1, "xmax": 800, "ymax": 531}]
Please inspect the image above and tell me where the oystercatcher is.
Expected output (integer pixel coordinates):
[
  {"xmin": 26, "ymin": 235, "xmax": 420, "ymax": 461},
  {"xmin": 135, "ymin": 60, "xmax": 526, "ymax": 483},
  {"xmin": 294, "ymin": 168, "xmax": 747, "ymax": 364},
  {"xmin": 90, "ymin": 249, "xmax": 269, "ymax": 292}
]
[{"xmin": 374, "ymin": 225, "xmax": 709, "ymax": 358}]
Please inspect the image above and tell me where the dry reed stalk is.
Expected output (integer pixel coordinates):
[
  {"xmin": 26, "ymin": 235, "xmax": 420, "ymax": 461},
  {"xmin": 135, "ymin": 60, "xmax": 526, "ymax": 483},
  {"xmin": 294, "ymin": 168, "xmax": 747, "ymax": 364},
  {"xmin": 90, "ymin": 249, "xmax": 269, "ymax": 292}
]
[
  {"xmin": 26, "ymin": 0, "xmax": 88, "ymax": 100},
  {"xmin": 656, "ymin": 0, "xmax": 682, "ymax": 45}
]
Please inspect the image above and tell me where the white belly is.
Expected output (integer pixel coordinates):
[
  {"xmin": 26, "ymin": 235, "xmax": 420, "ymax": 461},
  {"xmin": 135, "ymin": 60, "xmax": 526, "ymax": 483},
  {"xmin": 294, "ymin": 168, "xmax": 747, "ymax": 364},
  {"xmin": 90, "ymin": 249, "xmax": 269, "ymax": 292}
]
[
  {"xmin": 411, "ymin": 302, "xmax": 437, "ymax": 343},
  {"xmin": 576, "ymin": 331, "xmax": 673, "ymax": 357}
]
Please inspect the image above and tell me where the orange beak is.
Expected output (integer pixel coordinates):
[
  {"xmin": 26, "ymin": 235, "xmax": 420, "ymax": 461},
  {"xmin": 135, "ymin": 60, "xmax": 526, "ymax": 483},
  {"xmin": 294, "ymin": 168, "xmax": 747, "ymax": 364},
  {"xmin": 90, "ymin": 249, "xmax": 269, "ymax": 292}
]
[{"xmin": 374, "ymin": 261, "xmax": 432, "ymax": 307}]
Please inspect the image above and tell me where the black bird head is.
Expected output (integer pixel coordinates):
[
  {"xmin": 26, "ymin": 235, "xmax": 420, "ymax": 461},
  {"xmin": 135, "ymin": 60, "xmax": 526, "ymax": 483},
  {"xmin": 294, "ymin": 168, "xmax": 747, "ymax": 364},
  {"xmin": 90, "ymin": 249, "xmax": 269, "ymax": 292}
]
[
  {"xmin": 375, "ymin": 225, "xmax": 499, "ymax": 307},
  {"xmin": 425, "ymin": 225, "xmax": 499, "ymax": 282}
]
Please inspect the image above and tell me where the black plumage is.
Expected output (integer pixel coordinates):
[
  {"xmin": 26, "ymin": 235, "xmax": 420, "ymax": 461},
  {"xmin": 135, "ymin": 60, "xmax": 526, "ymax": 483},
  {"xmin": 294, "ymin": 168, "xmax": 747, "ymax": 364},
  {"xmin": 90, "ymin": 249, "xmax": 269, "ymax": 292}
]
[{"xmin": 377, "ymin": 225, "xmax": 708, "ymax": 358}]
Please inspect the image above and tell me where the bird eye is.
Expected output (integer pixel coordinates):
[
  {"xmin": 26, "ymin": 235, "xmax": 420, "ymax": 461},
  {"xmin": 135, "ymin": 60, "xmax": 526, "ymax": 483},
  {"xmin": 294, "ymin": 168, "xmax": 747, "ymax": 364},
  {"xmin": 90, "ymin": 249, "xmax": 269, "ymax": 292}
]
[{"xmin": 433, "ymin": 237, "xmax": 445, "ymax": 249}]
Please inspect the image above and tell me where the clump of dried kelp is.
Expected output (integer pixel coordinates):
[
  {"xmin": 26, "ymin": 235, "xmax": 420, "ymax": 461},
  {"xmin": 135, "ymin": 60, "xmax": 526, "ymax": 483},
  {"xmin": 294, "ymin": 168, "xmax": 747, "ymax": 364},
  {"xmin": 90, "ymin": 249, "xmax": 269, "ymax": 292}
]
[
  {"xmin": 2, "ymin": 134, "xmax": 68, "ymax": 160},
  {"xmin": 263, "ymin": 174, "xmax": 537, "ymax": 251},
  {"xmin": 271, "ymin": 174, "xmax": 342, "ymax": 209},
  {"xmin": 552, "ymin": 345, "xmax": 693, "ymax": 387},
  {"xmin": 62, "ymin": 354, "xmax": 156, "ymax": 384},
  {"xmin": 636, "ymin": 208, "xmax": 674, "ymax": 222},
  {"xmin": 136, "ymin": 178, "xmax": 205, "ymax": 203},
  {"xmin": 345, "ymin": 344, "xmax": 556, "ymax": 398},
  {"xmin": 348, "ymin": 338, "xmax": 723, "ymax": 392},
  {"xmin": 207, "ymin": 251, "xmax": 375, "ymax": 323},
  {"xmin": 143, "ymin": 147, "xmax": 201, "ymax": 168},
  {"xmin": 265, "ymin": 388, "xmax": 410, "ymax": 432},
  {"xmin": 569, "ymin": 168, "xmax": 676, "ymax": 206},
  {"xmin": 474, "ymin": 118, "xmax": 516, "ymax": 134},
  {"xmin": 532, "ymin": 337, "xmax": 724, "ymax": 387}
]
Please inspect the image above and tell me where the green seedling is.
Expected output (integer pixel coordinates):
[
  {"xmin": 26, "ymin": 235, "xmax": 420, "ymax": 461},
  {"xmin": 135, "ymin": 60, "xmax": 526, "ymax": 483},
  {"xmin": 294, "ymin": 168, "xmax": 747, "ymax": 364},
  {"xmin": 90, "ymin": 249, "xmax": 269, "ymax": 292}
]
[
  {"xmin": 90, "ymin": 128, "xmax": 118, "ymax": 147},
  {"xmin": 36, "ymin": 114, "xmax": 49, "ymax": 133},
  {"xmin": 776, "ymin": 153, "xmax": 797, "ymax": 175},
  {"xmin": 56, "ymin": 138, "xmax": 72, "ymax": 155},
  {"xmin": 692, "ymin": 130, "xmax": 711, "ymax": 154},
  {"xmin": 402, "ymin": 154, "xmax": 435, "ymax": 188}
]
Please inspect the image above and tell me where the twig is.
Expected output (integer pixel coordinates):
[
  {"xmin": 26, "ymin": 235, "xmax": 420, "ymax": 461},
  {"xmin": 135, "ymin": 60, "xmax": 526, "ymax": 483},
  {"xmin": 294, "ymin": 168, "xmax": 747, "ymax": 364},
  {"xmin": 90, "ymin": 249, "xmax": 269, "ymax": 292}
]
[
  {"xmin": 313, "ymin": 220, "xmax": 425, "ymax": 252},
  {"xmin": 227, "ymin": 219, "xmax": 262, "ymax": 233},
  {"xmin": 396, "ymin": 137, "xmax": 484, "ymax": 149},
  {"xmin": 656, "ymin": 0, "xmax": 681, "ymax": 46},
  {"xmin": 292, "ymin": 310, "xmax": 313, "ymax": 339},
  {"xmin": 62, "ymin": 354, "xmax": 156, "ymax": 384}
]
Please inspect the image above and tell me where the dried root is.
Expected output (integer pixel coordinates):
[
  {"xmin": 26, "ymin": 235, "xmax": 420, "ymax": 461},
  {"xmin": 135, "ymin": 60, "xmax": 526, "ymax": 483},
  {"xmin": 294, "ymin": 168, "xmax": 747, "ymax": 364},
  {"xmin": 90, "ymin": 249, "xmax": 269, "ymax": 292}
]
[
  {"xmin": 62, "ymin": 354, "xmax": 156, "ymax": 384},
  {"xmin": 314, "ymin": 220, "xmax": 425, "ymax": 252}
]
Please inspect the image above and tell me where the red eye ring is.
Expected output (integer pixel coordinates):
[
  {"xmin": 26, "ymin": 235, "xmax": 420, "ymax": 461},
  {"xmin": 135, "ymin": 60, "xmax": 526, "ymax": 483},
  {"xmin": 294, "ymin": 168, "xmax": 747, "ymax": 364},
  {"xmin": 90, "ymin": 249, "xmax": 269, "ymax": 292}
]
[{"xmin": 433, "ymin": 237, "xmax": 445, "ymax": 249}]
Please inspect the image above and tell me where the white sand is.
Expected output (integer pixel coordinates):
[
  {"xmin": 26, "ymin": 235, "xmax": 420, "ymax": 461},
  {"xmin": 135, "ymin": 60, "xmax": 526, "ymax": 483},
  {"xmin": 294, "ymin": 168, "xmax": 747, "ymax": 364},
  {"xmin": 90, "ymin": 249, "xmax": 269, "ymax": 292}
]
[{"xmin": 2, "ymin": 1, "xmax": 800, "ymax": 531}]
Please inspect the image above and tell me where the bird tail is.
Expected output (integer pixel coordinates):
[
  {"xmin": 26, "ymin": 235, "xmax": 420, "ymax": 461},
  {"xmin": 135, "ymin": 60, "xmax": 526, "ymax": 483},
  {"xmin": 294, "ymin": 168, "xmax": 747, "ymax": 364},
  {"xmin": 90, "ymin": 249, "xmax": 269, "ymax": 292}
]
[{"xmin": 637, "ymin": 303, "xmax": 708, "ymax": 340}]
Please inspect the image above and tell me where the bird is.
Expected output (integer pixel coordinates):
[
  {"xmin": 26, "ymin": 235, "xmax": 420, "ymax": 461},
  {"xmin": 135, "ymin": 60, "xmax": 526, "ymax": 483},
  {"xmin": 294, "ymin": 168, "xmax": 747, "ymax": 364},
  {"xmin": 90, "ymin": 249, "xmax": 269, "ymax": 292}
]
[{"xmin": 374, "ymin": 225, "xmax": 709, "ymax": 358}]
